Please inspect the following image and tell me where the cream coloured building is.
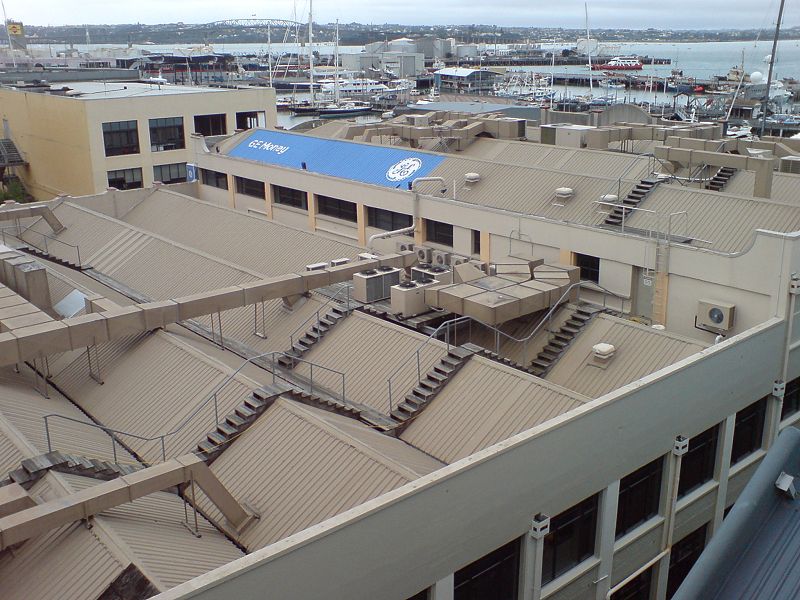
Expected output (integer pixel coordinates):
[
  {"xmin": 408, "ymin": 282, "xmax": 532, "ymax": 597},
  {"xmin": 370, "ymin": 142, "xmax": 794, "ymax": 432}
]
[{"xmin": 0, "ymin": 81, "xmax": 276, "ymax": 200}]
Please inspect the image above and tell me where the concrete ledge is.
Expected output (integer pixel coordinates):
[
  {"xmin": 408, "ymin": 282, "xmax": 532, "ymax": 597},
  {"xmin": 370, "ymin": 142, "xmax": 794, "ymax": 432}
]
[
  {"xmin": 240, "ymin": 274, "xmax": 304, "ymax": 305},
  {"xmin": 140, "ymin": 300, "xmax": 180, "ymax": 330},
  {"xmin": 15, "ymin": 321, "xmax": 71, "ymax": 359},
  {"xmin": 0, "ymin": 331, "xmax": 19, "ymax": 364},
  {"xmin": 63, "ymin": 313, "xmax": 110, "ymax": 348},
  {"xmin": 103, "ymin": 305, "xmax": 146, "ymax": 339}
]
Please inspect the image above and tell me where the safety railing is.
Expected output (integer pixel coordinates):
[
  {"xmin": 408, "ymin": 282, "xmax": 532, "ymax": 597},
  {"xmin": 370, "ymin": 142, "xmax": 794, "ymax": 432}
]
[
  {"xmin": 386, "ymin": 281, "xmax": 630, "ymax": 412},
  {"xmin": 288, "ymin": 284, "xmax": 353, "ymax": 349},
  {"xmin": 42, "ymin": 351, "xmax": 347, "ymax": 464},
  {"xmin": 596, "ymin": 155, "xmax": 653, "ymax": 212},
  {"xmin": 0, "ymin": 224, "xmax": 84, "ymax": 268}
]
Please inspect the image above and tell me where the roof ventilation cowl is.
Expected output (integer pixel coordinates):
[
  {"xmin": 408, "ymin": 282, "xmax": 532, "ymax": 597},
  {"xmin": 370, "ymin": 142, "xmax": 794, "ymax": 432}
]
[
  {"xmin": 592, "ymin": 342, "xmax": 616, "ymax": 361},
  {"xmin": 555, "ymin": 187, "xmax": 574, "ymax": 200},
  {"xmin": 600, "ymin": 194, "xmax": 618, "ymax": 203},
  {"xmin": 464, "ymin": 172, "xmax": 481, "ymax": 184}
]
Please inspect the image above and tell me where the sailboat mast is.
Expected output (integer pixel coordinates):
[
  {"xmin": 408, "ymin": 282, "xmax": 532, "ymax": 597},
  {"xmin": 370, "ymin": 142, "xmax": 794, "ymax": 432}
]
[
  {"xmin": 760, "ymin": 0, "xmax": 786, "ymax": 137},
  {"xmin": 335, "ymin": 20, "xmax": 340, "ymax": 104},
  {"xmin": 585, "ymin": 3, "xmax": 593, "ymax": 93},
  {"xmin": 308, "ymin": 0, "xmax": 314, "ymax": 104}
]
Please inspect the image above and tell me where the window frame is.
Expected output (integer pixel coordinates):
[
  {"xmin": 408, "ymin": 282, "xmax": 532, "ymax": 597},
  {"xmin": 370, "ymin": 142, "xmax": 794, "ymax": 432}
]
[
  {"xmin": 316, "ymin": 195, "xmax": 357, "ymax": 223},
  {"xmin": 235, "ymin": 176, "xmax": 266, "ymax": 199},
  {"xmin": 102, "ymin": 120, "xmax": 139, "ymax": 157},
  {"xmin": 542, "ymin": 493, "xmax": 599, "ymax": 585},
  {"xmin": 615, "ymin": 457, "xmax": 664, "ymax": 539},
  {"xmin": 678, "ymin": 425, "xmax": 719, "ymax": 498},
  {"xmin": 148, "ymin": 116, "xmax": 185, "ymax": 152},
  {"xmin": 106, "ymin": 167, "xmax": 143, "ymax": 190},
  {"xmin": 153, "ymin": 162, "xmax": 187, "ymax": 185},
  {"xmin": 575, "ymin": 253, "xmax": 600, "ymax": 284},
  {"xmin": 731, "ymin": 396, "xmax": 767, "ymax": 465},
  {"xmin": 199, "ymin": 168, "xmax": 228, "ymax": 190},
  {"xmin": 426, "ymin": 219, "xmax": 454, "ymax": 247},
  {"xmin": 272, "ymin": 184, "xmax": 308, "ymax": 210},
  {"xmin": 366, "ymin": 207, "xmax": 413, "ymax": 231},
  {"xmin": 781, "ymin": 376, "xmax": 800, "ymax": 421}
]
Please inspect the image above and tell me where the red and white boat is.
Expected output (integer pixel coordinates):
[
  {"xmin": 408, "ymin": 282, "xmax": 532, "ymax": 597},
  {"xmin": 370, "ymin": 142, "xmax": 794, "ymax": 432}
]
[{"xmin": 591, "ymin": 57, "xmax": 643, "ymax": 71}]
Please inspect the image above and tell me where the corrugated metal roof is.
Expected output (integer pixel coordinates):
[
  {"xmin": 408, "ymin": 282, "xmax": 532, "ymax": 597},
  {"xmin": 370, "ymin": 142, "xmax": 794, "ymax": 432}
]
[
  {"xmin": 0, "ymin": 365, "xmax": 131, "ymax": 464},
  {"xmin": 722, "ymin": 170, "xmax": 800, "ymax": 205},
  {"xmin": 546, "ymin": 314, "xmax": 706, "ymax": 398},
  {"xmin": 199, "ymin": 398, "xmax": 440, "ymax": 550},
  {"xmin": 60, "ymin": 473, "xmax": 244, "ymax": 592},
  {"xmin": 400, "ymin": 356, "xmax": 587, "ymax": 463},
  {"xmin": 120, "ymin": 190, "xmax": 362, "ymax": 276},
  {"xmin": 624, "ymin": 185, "xmax": 800, "ymax": 253},
  {"xmin": 226, "ymin": 129, "xmax": 446, "ymax": 189},
  {"xmin": 51, "ymin": 331, "xmax": 256, "ymax": 464},
  {"xmin": 0, "ymin": 475, "xmax": 127, "ymax": 600},
  {"xmin": 294, "ymin": 311, "xmax": 447, "ymax": 415}
]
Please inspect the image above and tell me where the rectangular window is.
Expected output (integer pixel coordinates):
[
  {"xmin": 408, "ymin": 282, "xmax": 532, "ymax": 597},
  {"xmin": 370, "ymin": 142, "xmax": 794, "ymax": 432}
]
[
  {"xmin": 200, "ymin": 168, "xmax": 228, "ymax": 190},
  {"xmin": 272, "ymin": 184, "xmax": 307, "ymax": 209},
  {"xmin": 367, "ymin": 207, "xmax": 412, "ymax": 231},
  {"xmin": 616, "ymin": 457, "xmax": 663, "ymax": 539},
  {"xmin": 316, "ymin": 195, "xmax": 357, "ymax": 222},
  {"xmin": 235, "ymin": 176, "xmax": 266, "ymax": 199},
  {"xmin": 782, "ymin": 376, "xmax": 800, "ymax": 420},
  {"xmin": 678, "ymin": 426, "xmax": 719, "ymax": 498},
  {"xmin": 107, "ymin": 167, "xmax": 143, "ymax": 190},
  {"xmin": 575, "ymin": 253, "xmax": 600, "ymax": 283},
  {"xmin": 454, "ymin": 538, "xmax": 520, "ymax": 600},
  {"xmin": 236, "ymin": 111, "xmax": 264, "ymax": 130},
  {"xmin": 667, "ymin": 524, "xmax": 707, "ymax": 598},
  {"xmin": 153, "ymin": 162, "xmax": 187, "ymax": 184},
  {"xmin": 472, "ymin": 229, "xmax": 481, "ymax": 255},
  {"xmin": 731, "ymin": 397, "xmax": 767, "ymax": 465},
  {"xmin": 149, "ymin": 117, "xmax": 185, "ymax": 151},
  {"xmin": 611, "ymin": 567, "xmax": 652, "ymax": 600},
  {"xmin": 193, "ymin": 113, "xmax": 227, "ymax": 136},
  {"xmin": 102, "ymin": 120, "xmax": 139, "ymax": 156},
  {"xmin": 542, "ymin": 493, "xmax": 599, "ymax": 585},
  {"xmin": 426, "ymin": 219, "xmax": 454, "ymax": 247}
]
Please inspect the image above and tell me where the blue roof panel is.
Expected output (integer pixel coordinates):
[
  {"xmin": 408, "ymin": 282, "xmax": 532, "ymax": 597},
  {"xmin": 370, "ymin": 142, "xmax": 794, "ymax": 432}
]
[{"xmin": 226, "ymin": 129, "xmax": 446, "ymax": 189}]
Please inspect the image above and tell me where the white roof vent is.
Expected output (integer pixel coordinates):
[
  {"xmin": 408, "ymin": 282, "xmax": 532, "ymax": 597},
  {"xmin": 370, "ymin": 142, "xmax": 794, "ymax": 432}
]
[
  {"xmin": 651, "ymin": 324, "xmax": 666, "ymax": 331},
  {"xmin": 592, "ymin": 342, "xmax": 616, "ymax": 360},
  {"xmin": 555, "ymin": 187, "xmax": 574, "ymax": 200},
  {"xmin": 464, "ymin": 172, "xmax": 481, "ymax": 184},
  {"xmin": 600, "ymin": 194, "xmax": 618, "ymax": 203}
]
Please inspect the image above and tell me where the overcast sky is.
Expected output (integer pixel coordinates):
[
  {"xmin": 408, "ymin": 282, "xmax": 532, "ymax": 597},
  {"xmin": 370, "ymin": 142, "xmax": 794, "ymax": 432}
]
[{"xmin": 6, "ymin": 0, "xmax": 798, "ymax": 30}]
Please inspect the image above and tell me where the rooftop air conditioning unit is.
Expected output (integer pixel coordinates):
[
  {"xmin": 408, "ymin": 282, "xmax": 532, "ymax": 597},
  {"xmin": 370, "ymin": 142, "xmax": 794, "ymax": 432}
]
[
  {"xmin": 358, "ymin": 252, "xmax": 379, "ymax": 261},
  {"xmin": 376, "ymin": 266, "xmax": 402, "ymax": 297},
  {"xmin": 697, "ymin": 299, "xmax": 735, "ymax": 331},
  {"xmin": 390, "ymin": 278, "xmax": 439, "ymax": 317},
  {"xmin": 330, "ymin": 258, "xmax": 350, "ymax": 267},
  {"xmin": 396, "ymin": 241, "xmax": 415, "ymax": 253},
  {"xmin": 352, "ymin": 269, "xmax": 386, "ymax": 303},
  {"xmin": 412, "ymin": 264, "xmax": 453, "ymax": 285},
  {"xmin": 416, "ymin": 246, "xmax": 432, "ymax": 263},
  {"xmin": 449, "ymin": 255, "xmax": 470, "ymax": 266},
  {"xmin": 432, "ymin": 250, "xmax": 451, "ymax": 266},
  {"xmin": 306, "ymin": 262, "xmax": 328, "ymax": 271},
  {"xmin": 780, "ymin": 156, "xmax": 800, "ymax": 175}
]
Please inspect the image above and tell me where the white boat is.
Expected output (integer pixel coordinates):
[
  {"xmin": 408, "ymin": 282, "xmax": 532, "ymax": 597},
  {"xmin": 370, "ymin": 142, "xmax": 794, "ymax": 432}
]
[{"xmin": 319, "ymin": 79, "xmax": 389, "ymax": 95}]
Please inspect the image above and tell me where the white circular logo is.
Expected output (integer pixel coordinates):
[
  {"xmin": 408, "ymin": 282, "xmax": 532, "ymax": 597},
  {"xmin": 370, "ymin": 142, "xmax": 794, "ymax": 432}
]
[{"xmin": 386, "ymin": 157, "xmax": 423, "ymax": 182}]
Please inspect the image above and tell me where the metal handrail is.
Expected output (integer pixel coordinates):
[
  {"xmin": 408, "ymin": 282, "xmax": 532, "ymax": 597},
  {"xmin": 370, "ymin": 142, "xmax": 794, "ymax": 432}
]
[
  {"xmin": 596, "ymin": 155, "xmax": 653, "ymax": 212},
  {"xmin": 42, "ymin": 351, "xmax": 347, "ymax": 464},
  {"xmin": 0, "ymin": 224, "xmax": 83, "ymax": 267},
  {"xmin": 288, "ymin": 284, "xmax": 352, "ymax": 348},
  {"xmin": 386, "ymin": 281, "xmax": 631, "ymax": 411}
]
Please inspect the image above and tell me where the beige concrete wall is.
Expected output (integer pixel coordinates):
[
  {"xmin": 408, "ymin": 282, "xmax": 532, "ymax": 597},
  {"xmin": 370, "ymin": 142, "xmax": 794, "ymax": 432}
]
[
  {"xmin": 0, "ymin": 86, "xmax": 275, "ymax": 200},
  {"xmin": 0, "ymin": 89, "xmax": 93, "ymax": 199}
]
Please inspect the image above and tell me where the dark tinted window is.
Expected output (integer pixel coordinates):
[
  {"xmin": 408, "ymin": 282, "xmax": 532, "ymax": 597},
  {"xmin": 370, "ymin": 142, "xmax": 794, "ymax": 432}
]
[
  {"xmin": 612, "ymin": 568, "xmax": 652, "ymax": 600},
  {"xmin": 678, "ymin": 426, "xmax": 718, "ymax": 498},
  {"xmin": 782, "ymin": 377, "xmax": 800, "ymax": 420},
  {"xmin": 472, "ymin": 229, "xmax": 481, "ymax": 255},
  {"xmin": 426, "ymin": 219, "xmax": 453, "ymax": 247},
  {"xmin": 235, "ymin": 176, "xmax": 265, "ymax": 199},
  {"xmin": 194, "ymin": 113, "xmax": 227, "ymax": 136},
  {"xmin": 731, "ymin": 397, "xmax": 767, "ymax": 465},
  {"xmin": 102, "ymin": 120, "xmax": 139, "ymax": 156},
  {"xmin": 317, "ymin": 195, "xmax": 357, "ymax": 222},
  {"xmin": 667, "ymin": 524, "xmax": 707, "ymax": 598},
  {"xmin": 367, "ymin": 207, "xmax": 412, "ymax": 231},
  {"xmin": 107, "ymin": 167, "xmax": 143, "ymax": 190},
  {"xmin": 153, "ymin": 162, "xmax": 186, "ymax": 184},
  {"xmin": 616, "ymin": 457, "xmax": 663, "ymax": 538},
  {"xmin": 542, "ymin": 494, "xmax": 599, "ymax": 584},
  {"xmin": 149, "ymin": 117, "xmax": 185, "ymax": 151},
  {"xmin": 272, "ymin": 185, "xmax": 307, "ymax": 209},
  {"xmin": 200, "ymin": 168, "xmax": 228, "ymax": 190},
  {"xmin": 454, "ymin": 538, "xmax": 519, "ymax": 600},
  {"xmin": 575, "ymin": 253, "xmax": 600, "ymax": 283}
]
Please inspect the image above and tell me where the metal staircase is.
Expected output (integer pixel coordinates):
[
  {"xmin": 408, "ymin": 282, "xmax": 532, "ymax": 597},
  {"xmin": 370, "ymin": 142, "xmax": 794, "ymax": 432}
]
[
  {"xmin": 20, "ymin": 243, "xmax": 86, "ymax": 270},
  {"xmin": 705, "ymin": 166, "xmax": 737, "ymax": 191},
  {"xmin": 389, "ymin": 345, "xmax": 478, "ymax": 429},
  {"xmin": 0, "ymin": 139, "xmax": 25, "ymax": 167},
  {"xmin": 529, "ymin": 305, "xmax": 600, "ymax": 377},
  {"xmin": 277, "ymin": 304, "xmax": 350, "ymax": 368},
  {"xmin": 3, "ymin": 451, "xmax": 141, "ymax": 488},
  {"xmin": 604, "ymin": 177, "xmax": 660, "ymax": 226}
]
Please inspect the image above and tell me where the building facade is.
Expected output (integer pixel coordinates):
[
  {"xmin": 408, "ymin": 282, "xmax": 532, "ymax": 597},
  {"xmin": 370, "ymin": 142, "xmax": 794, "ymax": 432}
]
[{"xmin": 0, "ymin": 82, "xmax": 276, "ymax": 199}]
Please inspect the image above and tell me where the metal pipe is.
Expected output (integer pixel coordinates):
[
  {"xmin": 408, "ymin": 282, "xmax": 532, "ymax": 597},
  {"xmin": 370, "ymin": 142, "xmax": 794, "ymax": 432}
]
[
  {"xmin": 366, "ymin": 225, "xmax": 415, "ymax": 249},
  {"xmin": 605, "ymin": 549, "xmax": 669, "ymax": 598}
]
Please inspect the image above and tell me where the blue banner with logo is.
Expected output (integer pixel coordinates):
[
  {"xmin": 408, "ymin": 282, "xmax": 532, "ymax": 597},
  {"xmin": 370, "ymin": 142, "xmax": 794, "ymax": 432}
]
[{"xmin": 226, "ymin": 129, "xmax": 445, "ymax": 189}]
